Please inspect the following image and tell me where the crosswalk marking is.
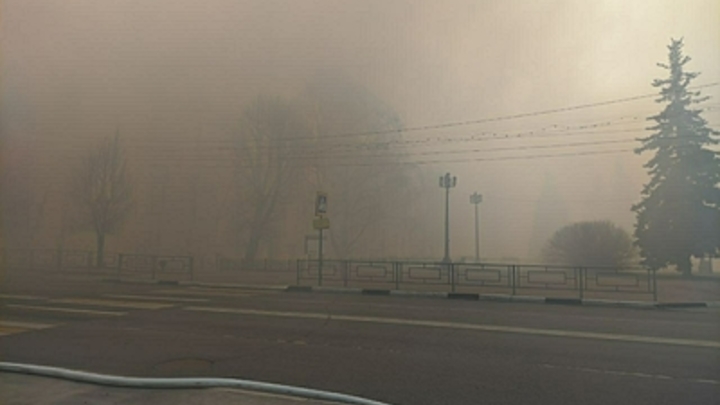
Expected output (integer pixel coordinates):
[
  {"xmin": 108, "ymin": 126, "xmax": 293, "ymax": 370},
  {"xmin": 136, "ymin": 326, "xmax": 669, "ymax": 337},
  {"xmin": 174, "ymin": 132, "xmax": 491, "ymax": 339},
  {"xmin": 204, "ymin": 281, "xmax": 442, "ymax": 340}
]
[
  {"xmin": 50, "ymin": 298, "xmax": 173, "ymax": 310},
  {"xmin": 0, "ymin": 294, "xmax": 44, "ymax": 301},
  {"xmin": 0, "ymin": 320, "xmax": 57, "ymax": 336},
  {"xmin": 104, "ymin": 294, "xmax": 209, "ymax": 303},
  {"xmin": 6, "ymin": 304, "xmax": 126, "ymax": 316}
]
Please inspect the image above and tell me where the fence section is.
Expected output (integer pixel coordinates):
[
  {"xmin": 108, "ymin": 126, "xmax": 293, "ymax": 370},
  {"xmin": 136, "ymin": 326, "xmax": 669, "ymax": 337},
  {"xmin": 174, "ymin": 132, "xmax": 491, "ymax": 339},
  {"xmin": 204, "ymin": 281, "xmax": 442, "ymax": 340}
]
[
  {"xmin": 214, "ymin": 256, "xmax": 294, "ymax": 272},
  {"xmin": 118, "ymin": 254, "xmax": 194, "ymax": 280},
  {"xmin": 297, "ymin": 260, "xmax": 657, "ymax": 300},
  {"xmin": 1, "ymin": 248, "xmax": 657, "ymax": 300},
  {"xmin": 1, "ymin": 249, "xmax": 94, "ymax": 270}
]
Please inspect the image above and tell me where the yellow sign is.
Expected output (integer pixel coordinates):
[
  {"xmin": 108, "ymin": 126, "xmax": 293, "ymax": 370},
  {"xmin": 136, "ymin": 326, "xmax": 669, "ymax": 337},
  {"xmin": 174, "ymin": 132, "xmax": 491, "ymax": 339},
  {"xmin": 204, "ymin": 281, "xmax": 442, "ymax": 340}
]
[{"xmin": 313, "ymin": 217, "xmax": 330, "ymax": 230}]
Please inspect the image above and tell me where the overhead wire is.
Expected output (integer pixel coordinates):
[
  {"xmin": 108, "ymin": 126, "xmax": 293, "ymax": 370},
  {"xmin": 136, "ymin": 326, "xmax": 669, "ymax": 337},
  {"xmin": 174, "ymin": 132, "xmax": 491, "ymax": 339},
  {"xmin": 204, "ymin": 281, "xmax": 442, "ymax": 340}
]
[
  {"xmin": 10, "ymin": 85, "xmax": 720, "ymax": 177},
  {"xmin": 24, "ymin": 81, "xmax": 720, "ymax": 151}
]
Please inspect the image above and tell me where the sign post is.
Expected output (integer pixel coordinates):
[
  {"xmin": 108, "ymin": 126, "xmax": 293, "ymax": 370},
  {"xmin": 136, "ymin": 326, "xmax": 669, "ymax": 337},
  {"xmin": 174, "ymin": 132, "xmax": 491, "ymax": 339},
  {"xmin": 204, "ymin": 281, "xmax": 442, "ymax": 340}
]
[
  {"xmin": 470, "ymin": 192, "xmax": 483, "ymax": 262},
  {"xmin": 313, "ymin": 192, "xmax": 329, "ymax": 286}
]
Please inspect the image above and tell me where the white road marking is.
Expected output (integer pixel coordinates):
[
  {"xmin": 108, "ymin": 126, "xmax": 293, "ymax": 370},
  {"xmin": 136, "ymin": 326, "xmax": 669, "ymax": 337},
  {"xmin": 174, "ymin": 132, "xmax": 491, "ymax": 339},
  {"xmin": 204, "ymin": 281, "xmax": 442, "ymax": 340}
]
[
  {"xmin": 184, "ymin": 306, "xmax": 720, "ymax": 349},
  {"xmin": 51, "ymin": 298, "xmax": 173, "ymax": 310},
  {"xmin": 104, "ymin": 294, "xmax": 208, "ymax": 303},
  {"xmin": 6, "ymin": 304, "xmax": 126, "ymax": 316},
  {"xmin": 0, "ymin": 320, "xmax": 57, "ymax": 336},
  {"xmin": 0, "ymin": 294, "xmax": 44, "ymax": 301},
  {"xmin": 542, "ymin": 364, "xmax": 720, "ymax": 385},
  {"xmin": 187, "ymin": 287, "xmax": 264, "ymax": 294},
  {"xmin": 0, "ymin": 320, "xmax": 56, "ymax": 329},
  {"xmin": 693, "ymin": 379, "xmax": 720, "ymax": 385},
  {"xmin": 152, "ymin": 289, "xmax": 255, "ymax": 298}
]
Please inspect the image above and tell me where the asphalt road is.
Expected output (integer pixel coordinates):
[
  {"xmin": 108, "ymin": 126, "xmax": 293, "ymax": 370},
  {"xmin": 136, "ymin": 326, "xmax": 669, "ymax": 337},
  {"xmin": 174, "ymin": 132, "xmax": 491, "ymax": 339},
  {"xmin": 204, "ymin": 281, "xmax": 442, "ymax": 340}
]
[{"xmin": 1, "ymin": 277, "xmax": 718, "ymax": 405}]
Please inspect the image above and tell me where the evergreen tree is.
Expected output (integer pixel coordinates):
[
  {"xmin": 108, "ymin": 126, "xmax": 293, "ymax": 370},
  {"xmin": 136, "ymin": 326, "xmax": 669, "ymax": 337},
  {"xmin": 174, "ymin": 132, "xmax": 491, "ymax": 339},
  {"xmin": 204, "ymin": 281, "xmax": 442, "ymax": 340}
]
[{"xmin": 633, "ymin": 38, "xmax": 720, "ymax": 276}]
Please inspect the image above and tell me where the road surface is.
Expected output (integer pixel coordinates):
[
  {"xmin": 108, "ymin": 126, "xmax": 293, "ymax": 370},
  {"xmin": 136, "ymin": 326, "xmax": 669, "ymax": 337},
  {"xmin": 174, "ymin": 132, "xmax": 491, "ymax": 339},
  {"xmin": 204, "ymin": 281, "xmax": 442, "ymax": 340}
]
[{"xmin": 1, "ymin": 277, "xmax": 718, "ymax": 405}]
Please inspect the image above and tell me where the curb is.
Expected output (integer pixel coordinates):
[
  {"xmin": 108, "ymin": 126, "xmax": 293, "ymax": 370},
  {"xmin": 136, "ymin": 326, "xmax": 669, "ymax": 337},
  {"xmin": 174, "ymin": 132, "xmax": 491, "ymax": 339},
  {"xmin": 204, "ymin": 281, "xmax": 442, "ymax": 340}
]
[
  {"xmin": 310, "ymin": 286, "xmax": 361, "ymax": 294},
  {"xmin": 581, "ymin": 299, "xmax": 657, "ymax": 308},
  {"xmin": 186, "ymin": 281, "xmax": 288, "ymax": 291},
  {"xmin": 285, "ymin": 285, "xmax": 313, "ymax": 292},
  {"xmin": 288, "ymin": 287, "xmax": 720, "ymax": 309},
  {"xmin": 509, "ymin": 295, "xmax": 546, "ymax": 303},
  {"xmin": 102, "ymin": 278, "xmax": 719, "ymax": 310},
  {"xmin": 544, "ymin": 298, "xmax": 582, "ymax": 305},
  {"xmin": 103, "ymin": 278, "xmax": 159, "ymax": 285},
  {"xmin": 655, "ymin": 302, "xmax": 714, "ymax": 309},
  {"xmin": 103, "ymin": 278, "xmax": 289, "ymax": 291},
  {"xmin": 361, "ymin": 289, "xmax": 391, "ymax": 296},
  {"xmin": 389, "ymin": 290, "xmax": 448, "ymax": 298},
  {"xmin": 447, "ymin": 293, "xmax": 479, "ymax": 301}
]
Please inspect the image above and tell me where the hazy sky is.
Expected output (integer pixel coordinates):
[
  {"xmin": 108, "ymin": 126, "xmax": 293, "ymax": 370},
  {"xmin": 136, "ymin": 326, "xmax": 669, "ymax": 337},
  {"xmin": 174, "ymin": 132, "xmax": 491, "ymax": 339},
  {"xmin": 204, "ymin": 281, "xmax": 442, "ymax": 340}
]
[{"xmin": 2, "ymin": 0, "xmax": 719, "ymax": 258}]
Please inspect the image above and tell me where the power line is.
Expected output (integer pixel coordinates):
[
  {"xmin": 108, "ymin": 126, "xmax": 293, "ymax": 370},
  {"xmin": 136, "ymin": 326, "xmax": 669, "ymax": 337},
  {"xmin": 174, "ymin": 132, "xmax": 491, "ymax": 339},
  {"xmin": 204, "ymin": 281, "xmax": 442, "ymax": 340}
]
[
  {"xmin": 23, "ymin": 82, "xmax": 720, "ymax": 150},
  {"xmin": 43, "ymin": 118, "xmax": 655, "ymax": 161},
  {"xmin": 126, "ymin": 137, "xmax": 638, "ymax": 163},
  {"xmin": 132, "ymin": 148, "xmax": 635, "ymax": 169},
  {"xmin": 276, "ymin": 81, "xmax": 720, "ymax": 142},
  {"xmin": 27, "ymin": 111, "xmax": 653, "ymax": 153},
  {"xmin": 30, "ymin": 109, "xmax": 720, "ymax": 161}
]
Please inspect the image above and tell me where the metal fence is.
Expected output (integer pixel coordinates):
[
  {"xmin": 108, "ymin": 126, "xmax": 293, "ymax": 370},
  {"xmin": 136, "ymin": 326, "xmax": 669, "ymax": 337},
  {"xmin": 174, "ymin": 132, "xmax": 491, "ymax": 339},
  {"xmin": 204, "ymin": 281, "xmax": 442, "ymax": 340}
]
[
  {"xmin": 1, "ymin": 248, "xmax": 657, "ymax": 300},
  {"xmin": 1, "ymin": 249, "xmax": 95, "ymax": 270},
  {"xmin": 118, "ymin": 254, "xmax": 194, "ymax": 280},
  {"xmin": 213, "ymin": 256, "xmax": 295, "ymax": 272},
  {"xmin": 0, "ymin": 248, "xmax": 293, "ymax": 281},
  {"xmin": 297, "ymin": 259, "xmax": 657, "ymax": 300},
  {"xmin": 0, "ymin": 249, "xmax": 194, "ymax": 281}
]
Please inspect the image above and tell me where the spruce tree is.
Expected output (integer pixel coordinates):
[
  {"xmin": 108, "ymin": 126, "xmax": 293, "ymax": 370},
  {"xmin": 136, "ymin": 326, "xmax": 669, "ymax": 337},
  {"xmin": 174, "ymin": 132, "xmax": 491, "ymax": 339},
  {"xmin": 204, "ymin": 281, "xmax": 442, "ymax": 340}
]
[{"xmin": 633, "ymin": 38, "xmax": 720, "ymax": 276}]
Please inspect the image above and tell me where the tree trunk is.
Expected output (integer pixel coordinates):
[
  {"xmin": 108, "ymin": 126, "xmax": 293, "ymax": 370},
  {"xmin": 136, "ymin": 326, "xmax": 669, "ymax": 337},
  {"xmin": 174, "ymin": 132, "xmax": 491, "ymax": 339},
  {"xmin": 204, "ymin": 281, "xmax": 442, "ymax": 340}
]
[{"xmin": 96, "ymin": 232, "xmax": 105, "ymax": 268}]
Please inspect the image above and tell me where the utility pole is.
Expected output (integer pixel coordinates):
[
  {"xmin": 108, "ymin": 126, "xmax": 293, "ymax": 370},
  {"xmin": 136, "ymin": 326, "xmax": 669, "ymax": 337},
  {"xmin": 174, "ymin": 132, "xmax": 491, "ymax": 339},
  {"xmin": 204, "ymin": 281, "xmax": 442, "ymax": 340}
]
[
  {"xmin": 470, "ymin": 192, "xmax": 483, "ymax": 262},
  {"xmin": 439, "ymin": 173, "xmax": 457, "ymax": 263}
]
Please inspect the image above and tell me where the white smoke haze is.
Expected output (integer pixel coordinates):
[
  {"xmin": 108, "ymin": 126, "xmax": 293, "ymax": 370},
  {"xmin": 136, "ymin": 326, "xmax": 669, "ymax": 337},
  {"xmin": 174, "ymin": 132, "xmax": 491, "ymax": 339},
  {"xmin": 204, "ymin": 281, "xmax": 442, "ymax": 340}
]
[{"xmin": 2, "ymin": 0, "xmax": 718, "ymax": 262}]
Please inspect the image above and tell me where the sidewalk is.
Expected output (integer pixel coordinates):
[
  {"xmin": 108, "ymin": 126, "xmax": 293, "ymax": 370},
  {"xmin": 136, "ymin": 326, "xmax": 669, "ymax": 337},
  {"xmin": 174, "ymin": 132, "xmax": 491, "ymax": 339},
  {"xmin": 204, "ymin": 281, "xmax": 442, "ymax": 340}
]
[{"xmin": 0, "ymin": 372, "xmax": 347, "ymax": 405}]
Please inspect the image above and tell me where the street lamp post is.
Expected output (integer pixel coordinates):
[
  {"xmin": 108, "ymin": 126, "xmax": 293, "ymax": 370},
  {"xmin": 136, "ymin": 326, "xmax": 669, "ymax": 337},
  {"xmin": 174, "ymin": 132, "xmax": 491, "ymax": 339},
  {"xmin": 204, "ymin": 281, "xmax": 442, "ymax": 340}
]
[
  {"xmin": 439, "ymin": 173, "xmax": 457, "ymax": 263},
  {"xmin": 470, "ymin": 192, "xmax": 483, "ymax": 262}
]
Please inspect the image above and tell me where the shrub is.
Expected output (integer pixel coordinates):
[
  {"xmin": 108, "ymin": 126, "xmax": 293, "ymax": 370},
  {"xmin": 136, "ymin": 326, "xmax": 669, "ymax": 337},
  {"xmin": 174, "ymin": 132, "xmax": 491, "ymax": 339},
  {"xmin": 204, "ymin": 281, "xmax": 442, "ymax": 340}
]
[{"xmin": 542, "ymin": 221, "xmax": 636, "ymax": 267}]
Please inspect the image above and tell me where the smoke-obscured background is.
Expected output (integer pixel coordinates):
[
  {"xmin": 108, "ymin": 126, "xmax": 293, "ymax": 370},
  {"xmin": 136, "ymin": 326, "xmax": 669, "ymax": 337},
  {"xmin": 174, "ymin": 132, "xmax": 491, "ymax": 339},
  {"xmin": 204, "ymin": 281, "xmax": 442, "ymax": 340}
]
[{"xmin": 2, "ymin": 0, "xmax": 719, "ymax": 262}]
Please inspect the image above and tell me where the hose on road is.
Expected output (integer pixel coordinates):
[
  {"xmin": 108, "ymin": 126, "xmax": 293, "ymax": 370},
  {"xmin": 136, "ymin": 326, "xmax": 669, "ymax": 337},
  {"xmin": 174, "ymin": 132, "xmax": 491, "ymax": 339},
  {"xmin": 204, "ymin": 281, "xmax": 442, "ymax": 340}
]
[{"xmin": 0, "ymin": 362, "xmax": 393, "ymax": 405}]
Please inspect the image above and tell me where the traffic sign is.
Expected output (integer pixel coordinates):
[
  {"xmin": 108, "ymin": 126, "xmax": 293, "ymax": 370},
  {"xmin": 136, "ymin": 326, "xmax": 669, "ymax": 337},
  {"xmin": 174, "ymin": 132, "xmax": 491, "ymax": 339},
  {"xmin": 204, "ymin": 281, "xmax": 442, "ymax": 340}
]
[
  {"xmin": 315, "ymin": 192, "xmax": 327, "ymax": 216},
  {"xmin": 313, "ymin": 217, "xmax": 330, "ymax": 230}
]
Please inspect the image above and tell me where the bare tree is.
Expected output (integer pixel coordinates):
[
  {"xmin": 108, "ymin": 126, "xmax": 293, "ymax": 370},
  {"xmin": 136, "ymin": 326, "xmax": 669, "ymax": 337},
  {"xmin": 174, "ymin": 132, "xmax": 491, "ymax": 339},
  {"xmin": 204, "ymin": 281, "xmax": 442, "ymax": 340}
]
[
  {"xmin": 234, "ymin": 96, "xmax": 310, "ymax": 262},
  {"xmin": 71, "ymin": 132, "xmax": 133, "ymax": 267},
  {"xmin": 304, "ymin": 76, "xmax": 420, "ymax": 258}
]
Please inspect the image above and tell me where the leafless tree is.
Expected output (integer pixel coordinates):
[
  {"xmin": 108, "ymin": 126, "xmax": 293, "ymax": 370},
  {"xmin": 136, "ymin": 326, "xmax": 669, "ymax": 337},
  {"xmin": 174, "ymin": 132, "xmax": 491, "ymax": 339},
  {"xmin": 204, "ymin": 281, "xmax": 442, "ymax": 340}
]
[
  {"xmin": 304, "ymin": 77, "xmax": 420, "ymax": 258},
  {"xmin": 71, "ymin": 132, "xmax": 133, "ymax": 267},
  {"xmin": 234, "ymin": 96, "xmax": 310, "ymax": 262}
]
